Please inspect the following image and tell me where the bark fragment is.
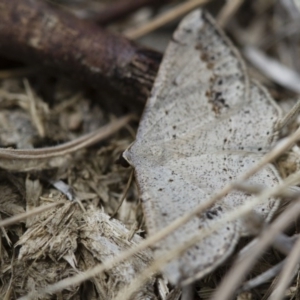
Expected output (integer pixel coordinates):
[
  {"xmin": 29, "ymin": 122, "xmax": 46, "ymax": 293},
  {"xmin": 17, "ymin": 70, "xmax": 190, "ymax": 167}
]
[{"xmin": 0, "ymin": 0, "xmax": 162, "ymax": 102}]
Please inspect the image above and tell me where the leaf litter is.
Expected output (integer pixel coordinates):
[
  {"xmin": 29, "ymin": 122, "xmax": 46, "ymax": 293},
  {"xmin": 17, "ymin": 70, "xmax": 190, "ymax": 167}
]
[
  {"xmin": 0, "ymin": 70, "xmax": 156, "ymax": 299},
  {"xmin": 1, "ymin": 1, "xmax": 300, "ymax": 300}
]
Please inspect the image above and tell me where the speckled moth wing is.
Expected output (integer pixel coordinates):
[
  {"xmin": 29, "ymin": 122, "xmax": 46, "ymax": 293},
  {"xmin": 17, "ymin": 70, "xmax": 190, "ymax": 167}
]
[
  {"xmin": 134, "ymin": 9, "xmax": 250, "ymax": 144},
  {"xmin": 123, "ymin": 9, "xmax": 282, "ymax": 284}
]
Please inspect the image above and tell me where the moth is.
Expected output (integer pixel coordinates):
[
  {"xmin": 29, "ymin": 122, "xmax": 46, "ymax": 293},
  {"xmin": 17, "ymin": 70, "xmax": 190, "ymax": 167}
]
[{"xmin": 122, "ymin": 9, "xmax": 282, "ymax": 285}]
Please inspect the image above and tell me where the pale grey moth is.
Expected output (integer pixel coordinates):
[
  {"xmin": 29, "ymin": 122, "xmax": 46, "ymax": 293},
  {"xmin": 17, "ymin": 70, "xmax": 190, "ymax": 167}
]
[{"xmin": 122, "ymin": 9, "xmax": 282, "ymax": 285}]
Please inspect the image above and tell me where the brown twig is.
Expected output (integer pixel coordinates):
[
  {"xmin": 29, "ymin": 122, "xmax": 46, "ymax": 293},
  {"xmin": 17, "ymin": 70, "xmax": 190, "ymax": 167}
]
[
  {"xmin": 0, "ymin": 0, "xmax": 162, "ymax": 102},
  {"xmin": 96, "ymin": 0, "xmax": 171, "ymax": 25}
]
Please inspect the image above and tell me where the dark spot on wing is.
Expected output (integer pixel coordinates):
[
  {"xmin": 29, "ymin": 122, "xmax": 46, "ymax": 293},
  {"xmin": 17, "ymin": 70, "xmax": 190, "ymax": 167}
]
[
  {"xmin": 200, "ymin": 52, "xmax": 209, "ymax": 62},
  {"xmin": 206, "ymin": 208, "xmax": 220, "ymax": 220},
  {"xmin": 184, "ymin": 28, "xmax": 192, "ymax": 33},
  {"xmin": 208, "ymin": 90, "xmax": 230, "ymax": 114}
]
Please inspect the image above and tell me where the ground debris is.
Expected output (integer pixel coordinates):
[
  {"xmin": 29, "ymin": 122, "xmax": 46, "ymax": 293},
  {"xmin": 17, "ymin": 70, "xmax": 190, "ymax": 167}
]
[
  {"xmin": 1, "ymin": 185, "xmax": 155, "ymax": 299},
  {"xmin": 1, "ymin": 1, "xmax": 300, "ymax": 299}
]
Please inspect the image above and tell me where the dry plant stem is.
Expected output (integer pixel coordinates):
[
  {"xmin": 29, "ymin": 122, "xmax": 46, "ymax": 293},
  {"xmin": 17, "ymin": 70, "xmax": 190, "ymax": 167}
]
[
  {"xmin": 111, "ymin": 169, "xmax": 134, "ymax": 218},
  {"xmin": 217, "ymin": 0, "xmax": 244, "ymax": 27},
  {"xmin": 167, "ymin": 288, "xmax": 182, "ymax": 300},
  {"xmin": 19, "ymin": 127, "xmax": 300, "ymax": 300},
  {"xmin": 276, "ymin": 98, "xmax": 300, "ymax": 130},
  {"xmin": 114, "ymin": 171, "xmax": 300, "ymax": 300},
  {"xmin": 234, "ymin": 182, "xmax": 300, "ymax": 199},
  {"xmin": 0, "ymin": 217, "xmax": 11, "ymax": 245},
  {"xmin": 238, "ymin": 260, "xmax": 286, "ymax": 292},
  {"xmin": 0, "ymin": 115, "xmax": 132, "ymax": 159},
  {"xmin": 23, "ymin": 79, "xmax": 45, "ymax": 138},
  {"xmin": 244, "ymin": 46, "xmax": 300, "ymax": 94},
  {"xmin": 181, "ymin": 285, "xmax": 194, "ymax": 300},
  {"xmin": 96, "ymin": 0, "xmax": 171, "ymax": 25},
  {"xmin": 211, "ymin": 198, "xmax": 300, "ymax": 300},
  {"xmin": 0, "ymin": 201, "xmax": 64, "ymax": 227},
  {"xmin": 269, "ymin": 236, "xmax": 300, "ymax": 300},
  {"xmin": 0, "ymin": 0, "xmax": 161, "ymax": 102},
  {"xmin": 4, "ymin": 249, "xmax": 15, "ymax": 300},
  {"xmin": 125, "ymin": 0, "xmax": 211, "ymax": 39},
  {"xmin": 272, "ymin": 233, "xmax": 299, "ymax": 255}
]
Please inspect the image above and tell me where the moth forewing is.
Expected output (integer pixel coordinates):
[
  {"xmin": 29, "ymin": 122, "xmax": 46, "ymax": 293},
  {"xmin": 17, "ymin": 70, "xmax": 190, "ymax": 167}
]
[{"xmin": 123, "ymin": 9, "xmax": 282, "ymax": 284}]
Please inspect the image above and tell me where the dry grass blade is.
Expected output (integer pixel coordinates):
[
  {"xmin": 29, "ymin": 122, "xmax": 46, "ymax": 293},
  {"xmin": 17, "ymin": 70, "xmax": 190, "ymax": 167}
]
[
  {"xmin": 269, "ymin": 236, "xmax": 300, "ymax": 300},
  {"xmin": 272, "ymin": 234, "xmax": 299, "ymax": 256},
  {"xmin": 244, "ymin": 46, "xmax": 300, "ymax": 93},
  {"xmin": 0, "ymin": 115, "xmax": 132, "ymax": 158},
  {"xmin": 276, "ymin": 99, "xmax": 300, "ymax": 130},
  {"xmin": 0, "ymin": 201, "xmax": 65, "ymax": 227},
  {"xmin": 0, "ymin": 115, "xmax": 132, "ymax": 171},
  {"xmin": 23, "ymin": 79, "xmax": 45, "ymax": 137},
  {"xmin": 210, "ymin": 197, "xmax": 300, "ymax": 300},
  {"xmin": 124, "ymin": 0, "xmax": 210, "ymax": 39},
  {"xmin": 19, "ymin": 120, "xmax": 300, "ymax": 300},
  {"xmin": 238, "ymin": 260, "xmax": 286, "ymax": 293}
]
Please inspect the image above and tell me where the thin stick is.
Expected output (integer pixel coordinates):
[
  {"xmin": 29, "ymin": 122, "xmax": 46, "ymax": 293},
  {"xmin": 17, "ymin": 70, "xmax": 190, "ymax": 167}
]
[
  {"xmin": 244, "ymin": 46, "xmax": 300, "ymax": 94},
  {"xmin": 24, "ymin": 78, "xmax": 45, "ymax": 137},
  {"xmin": 238, "ymin": 260, "xmax": 286, "ymax": 293},
  {"xmin": 276, "ymin": 98, "xmax": 300, "ymax": 131},
  {"xmin": 111, "ymin": 169, "xmax": 134, "ymax": 218},
  {"xmin": 125, "ymin": 0, "xmax": 211, "ymax": 39},
  {"xmin": 20, "ymin": 126, "xmax": 300, "ymax": 300},
  {"xmin": 269, "ymin": 236, "xmax": 300, "ymax": 300},
  {"xmin": 233, "ymin": 181, "xmax": 300, "ymax": 198}
]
